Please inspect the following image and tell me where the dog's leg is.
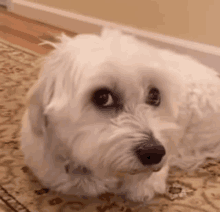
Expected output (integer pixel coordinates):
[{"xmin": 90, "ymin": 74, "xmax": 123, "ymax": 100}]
[{"xmin": 121, "ymin": 164, "xmax": 169, "ymax": 202}]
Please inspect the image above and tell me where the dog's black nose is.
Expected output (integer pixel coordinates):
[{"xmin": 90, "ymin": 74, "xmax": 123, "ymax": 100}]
[{"xmin": 134, "ymin": 137, "xmax": 166, "ymax": 166}]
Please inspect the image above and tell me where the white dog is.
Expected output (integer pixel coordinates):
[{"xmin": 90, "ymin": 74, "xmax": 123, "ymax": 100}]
[{"xmin": 21, "ymin": 28, "xmax": 220, "ymax": 202}]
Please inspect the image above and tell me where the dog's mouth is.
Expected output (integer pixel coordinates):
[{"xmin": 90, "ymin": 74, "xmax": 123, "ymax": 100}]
[
  {"xmin": 115, "ymin": 164, "xmax": 163, "ymax": 177},
  {"xmin": 65, "ymin": 163, "xmax": 92, "ymax": 175}
]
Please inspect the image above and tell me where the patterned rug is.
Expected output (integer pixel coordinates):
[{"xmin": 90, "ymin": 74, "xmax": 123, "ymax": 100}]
[{"xmin": 0, "ymin": 37, "xmax": 220, "ymax": 212}]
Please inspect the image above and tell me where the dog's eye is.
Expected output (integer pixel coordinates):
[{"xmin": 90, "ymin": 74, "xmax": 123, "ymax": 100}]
[
  {"xmin": 146, "ymin": 87, "xmax": 161, "ymax": 107},
  {"xmin": 93, "ymin": 89, "xmax": 116, "ymax": 108}
]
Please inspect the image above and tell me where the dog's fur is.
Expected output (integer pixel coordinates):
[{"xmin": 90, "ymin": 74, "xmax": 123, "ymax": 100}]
[{"xmin": 21, "ymin": 28, "xmax": 220, "ymax": 202}]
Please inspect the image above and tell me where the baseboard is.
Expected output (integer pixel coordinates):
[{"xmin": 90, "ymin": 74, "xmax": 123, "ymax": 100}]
[
  {"xmin": 11, "ymin": 0, "xmax": 220, "ymax": 55},
  {"xmin": 10, "ymin": 0, "xmax": 220, "ymax": 72},
  {"xmin": 10, "ymin": 0, "xmax": 102, "ymax": 35}
]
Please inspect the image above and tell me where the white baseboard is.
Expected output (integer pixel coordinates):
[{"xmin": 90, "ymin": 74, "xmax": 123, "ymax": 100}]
[{"xmin": 9, "ymin": 0, "xmax": 220, "ymax": 72}]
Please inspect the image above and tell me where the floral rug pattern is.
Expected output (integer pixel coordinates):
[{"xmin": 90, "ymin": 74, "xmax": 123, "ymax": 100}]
[{"xmin": 0, "ymin": 37, "xmax": 220, "ymax": 212}]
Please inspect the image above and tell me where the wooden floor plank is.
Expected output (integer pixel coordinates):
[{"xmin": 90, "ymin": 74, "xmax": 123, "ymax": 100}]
[
  {"xmin": 1, "ymin": 11, "xmax": 76, "ymax": 37},
  {"xmin": 0, "ymin": 7, "xmax": 77, "ymax": 54}
]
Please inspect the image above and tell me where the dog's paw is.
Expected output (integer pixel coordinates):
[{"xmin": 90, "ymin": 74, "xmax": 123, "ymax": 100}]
[
  {"xmin": 126, "ymin": 179, "xmax": 166, "ymax": 202},
  {"xmin": 123, "ymin": 165, "xmax": 169, "ymax": 202},
  {"xmin": 47, "ymin": 173, "xmax": 72, "ymax": 192},
  {"xmin": 50, "ymin": 174, "xmax": 114, "ymax": 196},
  {"xmin": 147, "ymin": 166, "xmax": 168, "ymax": 195},
  {"xmin": 125, "ymin": 181, "xmax": 156, "ymax": 202}
]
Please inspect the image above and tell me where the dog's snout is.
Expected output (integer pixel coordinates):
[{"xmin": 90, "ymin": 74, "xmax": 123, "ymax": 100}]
[{"xmin": 134, "ymin": 137, "xmax": 166, "ymax": 166}]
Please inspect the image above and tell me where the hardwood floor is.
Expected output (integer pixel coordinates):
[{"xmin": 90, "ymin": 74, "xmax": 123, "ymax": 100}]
[{"xmin": 0, "ymin": 6, "xmax": 77, "ymax": 54}]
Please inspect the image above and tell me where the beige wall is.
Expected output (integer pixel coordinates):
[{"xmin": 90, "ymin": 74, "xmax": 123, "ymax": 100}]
[{"xmin": 27, "ymin": 0, "xmax": 220, "ymax": 47}]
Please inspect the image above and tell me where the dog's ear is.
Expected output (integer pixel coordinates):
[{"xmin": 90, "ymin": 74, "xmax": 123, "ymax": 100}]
[
  {"xmin": 26, "ymin": 66, "xmax": 52, "ymax": 136},
  {"xmin": 26, "ymin": 34, "xmax": 78, "ymax": 136},
  {"xmin": 26, "ymin": 32, "xmax": 106, "ymax": 136}
]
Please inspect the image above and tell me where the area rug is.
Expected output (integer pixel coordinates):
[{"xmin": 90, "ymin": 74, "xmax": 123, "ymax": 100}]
[{"xmin": 0, "ymin": 37, "xmax": 220, "ymax": 212}]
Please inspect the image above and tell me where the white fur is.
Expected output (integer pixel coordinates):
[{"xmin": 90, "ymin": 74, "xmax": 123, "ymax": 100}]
[{"xmin": 21, "ymin": 28, "xmax": 220, "ymax": 202}]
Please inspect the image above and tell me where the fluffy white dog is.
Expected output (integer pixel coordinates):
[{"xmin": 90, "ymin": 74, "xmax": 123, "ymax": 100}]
[{"xmin": 21, "ymin": 28, "xmax": 220, "ymax": 202}]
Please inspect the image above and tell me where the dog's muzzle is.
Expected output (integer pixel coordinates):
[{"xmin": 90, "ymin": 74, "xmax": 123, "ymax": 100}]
[
  {"xmin": 134, "ymin": 134, "xmax": 166, "ymax": 167},
  {"xmin": 116, "ymin": 134, "xmax": 166, "ymax": 177}
]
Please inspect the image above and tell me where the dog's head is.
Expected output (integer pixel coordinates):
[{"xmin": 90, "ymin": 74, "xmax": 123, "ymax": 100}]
[{"xmin": 28, "ymin": 28, "xmax": 184, "ymax": 179}]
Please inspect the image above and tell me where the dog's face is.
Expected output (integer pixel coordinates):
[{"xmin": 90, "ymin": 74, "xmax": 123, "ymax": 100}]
[{"xmin": 30, "ymin": 29, "xmax": 183, "ymax": 180}]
